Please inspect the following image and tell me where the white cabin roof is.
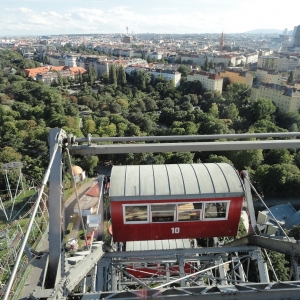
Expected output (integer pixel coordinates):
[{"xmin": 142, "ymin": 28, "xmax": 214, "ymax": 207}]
[{"xmin": 109, "ymin": 163, "xmax": 244, "ymax": 201}]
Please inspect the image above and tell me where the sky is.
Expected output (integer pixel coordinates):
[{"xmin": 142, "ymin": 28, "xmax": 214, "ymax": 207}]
[{"xmin": 0, "ymin": 0, "xmax": 299, "ymax": 36}]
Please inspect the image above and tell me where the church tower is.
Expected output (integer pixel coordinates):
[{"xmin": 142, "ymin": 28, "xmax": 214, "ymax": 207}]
[{"xmin": 220, "ymin": 31, "xmax": 225, "ymax": 51}]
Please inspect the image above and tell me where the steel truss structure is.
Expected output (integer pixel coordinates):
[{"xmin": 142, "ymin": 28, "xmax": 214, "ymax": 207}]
[
  {"xmin": 0, "ymin": 163, "xmax": 49, "ymax": 298},
  {"xmin": 4, "ymin": 129, "xmax": 300, "ymax": 300}
]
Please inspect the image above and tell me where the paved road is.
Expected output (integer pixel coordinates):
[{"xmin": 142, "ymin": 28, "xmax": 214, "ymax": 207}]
[
  {"xmin": 64, "ymin": 178, "xmax": 98, "ymax": 230},
  {"xmin": 19, "ymin": 177, "xmax": 98, "ymax": 299}
]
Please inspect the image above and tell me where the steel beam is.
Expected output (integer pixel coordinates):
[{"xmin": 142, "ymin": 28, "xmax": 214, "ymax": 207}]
[
  {"xmin": 48, "ymin": 128, "xmax": 66, "ymax": 287},
  {"xmin": 104, "ymin": 245, "xmax": 258, "ymax": 259},
  {"xmin": 74, "ymin": 281, "xmax": 300, "ymax": 300},
  {"xmin": 250, "ymin": 235, "xmax": 300, "ymax": 256},
  {"xmin": 68, "ymin": 140, "xmax": 300, "ymax": 155},
  {"xmin": 72, "ymin": 132, "xmax": 300, "ymax": 143},
  {"xmin": 243, "ymin": 170, "xmax": 257, "ymax": 234}
]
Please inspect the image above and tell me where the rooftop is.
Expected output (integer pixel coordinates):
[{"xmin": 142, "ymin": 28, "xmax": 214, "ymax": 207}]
[{"xmin": 109, "ymin": 163, "xmax": 244, "ymax": 201}]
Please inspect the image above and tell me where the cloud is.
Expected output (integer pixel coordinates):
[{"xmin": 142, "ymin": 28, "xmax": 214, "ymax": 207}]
[{"xmin": 0, "ymin": 3, "xmax": 298, "ymax": 35}]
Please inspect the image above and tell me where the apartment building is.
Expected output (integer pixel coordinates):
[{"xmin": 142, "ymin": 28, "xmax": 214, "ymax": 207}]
[
  {"xmin": 187, "ymin": 71, "xmax": 223, "ymax": 94},
  {"xmin": 125, "ymin": 66, "xmax": 181, "ymax": 87},
  {"xmin": 250, "ymin": 83, "xmax": 300, "ymax": 113},
  {"xmin": 149, "ymin": 69, "xmax": 181, "ymax": 87},
  {"xmin": 65, "ymin": 54, "xmax": 78, "ymax": 67},
  {"xmin": 181, "ymin": 54, "xmax": 237, "ymax": 68},
  {"xmin": 48, "ymin": 54, "xmax": 63, "ymax": 66},
  {"xmin": 257, "ymin": 56, "xmax": 279, "ymax": 70},
  {"xmin": 219, "ymin": 68, "xmax": 253, "ymax": 87},
  {"xmin": 255, "ymin": 69, "xmax": 282, "ymax": 85},
  {"xmin": 245, "ymin": 52, "xmax": 259, "ymax": 64},
  {"xmin": 295, "ymin": 66, "xmax": 300, "ymax": 80},
  {"xmin": 277, "ymin": 56, "xmax": 300, "ymax": 71},
  {"xmin": 257, "ymin": 55, "xmax": 300, "ymax": 71}
]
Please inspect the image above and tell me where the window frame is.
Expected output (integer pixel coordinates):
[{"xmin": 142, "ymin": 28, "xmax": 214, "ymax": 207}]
[
  {"xmin": 150, "ymin": 204, "xmax": 176, "ymax": 223},
  {"xmin": 123, "ymin": 204, "xmax": 149, "ymax": 224},
  {"xmin": 122, "ymin": 200, "xmax": 231, "ymax": 224},
  {"xmin": 202, "ymin": 200, "xmax": 230, "ymax": 221},
  {"xmin": 177, "ymin": 203, "xmax": 202, "ymax": 222}
]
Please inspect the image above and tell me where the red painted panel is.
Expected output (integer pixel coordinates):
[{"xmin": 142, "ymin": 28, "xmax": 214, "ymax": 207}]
[
  {"xmin": 126, "ymin": 263, "xmax": 195, "ymax": 278},
  {"xmin": 111, "ymin": 197, "xmax": 243, "ymax": 242}
]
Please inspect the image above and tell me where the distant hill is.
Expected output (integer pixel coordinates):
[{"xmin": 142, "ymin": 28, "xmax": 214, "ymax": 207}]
[{"xmin": 244, "ymin": 29, "xmax": 282, "ymax": 34}]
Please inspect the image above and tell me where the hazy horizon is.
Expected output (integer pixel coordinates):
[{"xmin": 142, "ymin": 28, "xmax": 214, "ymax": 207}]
[{"xmin": 0, "ymin": 0, "xmax": 298, "ymax": 36}]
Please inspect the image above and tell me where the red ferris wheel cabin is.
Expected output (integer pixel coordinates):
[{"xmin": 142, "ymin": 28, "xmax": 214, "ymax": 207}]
[{"xmin": 109, "ymin": 163, "xmax": 245, "ymax": 242}]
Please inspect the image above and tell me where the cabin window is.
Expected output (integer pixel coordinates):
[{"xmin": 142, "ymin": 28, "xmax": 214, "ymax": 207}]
[
  {"xmin": 177, "ymin": 203, "xmax": 202, "ymax": 221},
  {"xmin": 203, "ymin": 202, "xmax": 228, "ymax": 220},
  {"xmin": 151, "ymin": 204, "xmax": 175, "ymax": 222},
  {"xmin": 124, "ymin": 205, "xmax": 148, "ymax": 223}
]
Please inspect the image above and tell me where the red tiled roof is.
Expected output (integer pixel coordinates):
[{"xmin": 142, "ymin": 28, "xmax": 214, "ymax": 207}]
[
  {"xmin": 22, "ymin": 66, "xmax": 87, "ymax": 77},
  {"xmin": 86, "ymin": 183, "xmax": 99, "ymax": 198},
  {"xmin": 68, "ymin": 67, "xmax": 87, "ymax": 75}
]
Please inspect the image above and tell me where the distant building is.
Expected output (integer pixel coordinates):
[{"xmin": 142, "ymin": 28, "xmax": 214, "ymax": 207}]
[
  {"xmin": 255, "ymin": 69, "xmax": 282, "ymax": 85},
  {"xmin": 48, "ymin": 54, "xmax": 63, "ymax": 66},
  {"xmin": 125, "ymin": 65, "xmax": 181, "ymax": 87},
  {"xmin": 23, "ymin": 65, "xmax": 87, "ymax": 83},
  {"xmin": 257, "ymin": 55, "xmax": 300, "ymax": 72},
  {"xmin": 149, "ymin": 69, "xmax": 181, "ymax": 87},
  {"xmin": 293, "ymin": 25, "xmax": 300, "ymax": 47},
  {"xmin": 148, "ymin": 51, "xmax": 163, "ymax": 60},
  {"xmin": 65, "ymin": 54, "xmax": 78, "ymax": 67},
  {"xmin": 250, "ymin": 82, "xmax": 300, "ymax": 113},
  {"xmin": 220, "ymin": 68, "xmax": 253, "ymax": 87},
  {"xmin": 220, "ymin": 32, "xmax": 225, "ymax": 51},
  {"xmin": 295, "ymin": 66, "xmax": 300, "ymax": 80},
  {"xmin": 257, "ymin": 56, "xmax": 279, "ymax": 70},
  {"xmin": 187, "ymin": 71, "xmax": 223, "ymax": 94},
  {"xmin": 122, "ymin": 36, "xmax": 132, "ymax": 43}
]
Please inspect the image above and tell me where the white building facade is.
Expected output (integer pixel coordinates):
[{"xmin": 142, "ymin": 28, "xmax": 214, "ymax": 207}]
[{"xmin": 187, "ymin": 71, "xmax": 223, "ymax": 94}]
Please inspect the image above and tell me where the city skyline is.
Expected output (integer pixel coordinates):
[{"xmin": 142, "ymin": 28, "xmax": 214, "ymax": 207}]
[{"xmin": 0, "ymin": 0, "xmax": 299, "ymax": 36}]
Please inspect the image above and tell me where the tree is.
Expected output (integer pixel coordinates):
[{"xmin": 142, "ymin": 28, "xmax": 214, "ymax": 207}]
[
  {"xmin": 43, "ymin": 55, "xmax": 50, "ymax": 65},
  {"xmin": 117, "ymin": 66, "xmax": 127, "ymax": 86},
  {"xmin": 204, "ymin": 57, "xmax": 209, "ymax": 71},
  {"xmin": 167, "ymin": 152, "xmax": 195, "ymax": 164},
  {"xmin": 177, "ymin": 65, "xmax": 190, "ymax": 77},
  {"xmin": 78, "ymin": 70, "xmax": 83, "ymax": 84},
  {"xmin": 143, "ymin": 97, "xmax": 157, "ymax": 111},
  {"xmin": 126, "ymin": 123, "xmax": 140, "ymax": 136},
  {"xmin": 0, "ymin": 146, "xmax": 22, "ymax": 163},
  {"xmin": 206, "ymin": 154, "xmax": 233, "ymax": 164},
  {"xmin": 288, "ymin": 224, "xmax": 300, "ymax": 240},
  {"xmin": 227, "ymin": 147, "xmax": 263, "ymax": 170},
  {"xmin": 265, "ymin": 250, "xmax": 289, "ymax": 282},
  {"xmin": 287, "ymin": 71, "xmax": 294, "ymax": 84},
  {"xmin": 222, "ymin": 103, "xmax": 239, "ymax": 121},
  {"xmin": 208, "ymin": 103, "xmax": 219, "ymax": 118},
  {"xmin": 108, "ymin": 65, "xmax": 117, "ymax": 85},
  {"xmin": 228, "ymin": 59, "xmax": 232, "ymax": 67},
  {"xmin": 99, "ymin": 123, "xmax": 117, "ymax": 137},
  {"xmin": 251, "ymin": 98, "xmax": 276, "ymax": 122},
  {"xmin": 208, "ymin": 59, "xmax": 214, "ymax": 69},
  {"xmin": 255, "ymin": 164, "xmax": 300, "ymax": 197},
  {"xmin": 136, "ymin": 70, "xmax": 151, "ymax": 91},
  {"xmin": 249, "ymin": 119, "xmax": 287, "ymax": 133},
  {"xmin": 81, "ymin": 156, "xmax": 99, "ymax": 176},
  {"xmin": 100, "ymin": 72, "xmax": 109, "ymax": 84},
  {"xmin": 82, "ymin": 119, "xmax": 96, "ymax": 135},
  {"xmin": 264, "ymin": 149, "xmax": 293, "ymax": 165},
  {"xmin": 87, "ymin": 66, "xmax": 96, "ymax": 86},
  {"xmin": 179, "ymin": 101, "xmax": 193, "ymax": 111}
]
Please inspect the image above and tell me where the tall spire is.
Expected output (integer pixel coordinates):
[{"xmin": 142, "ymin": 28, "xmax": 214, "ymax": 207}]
[{"xmin": 220, "ymin": 31, "xmax": 225, "ymax": 51}]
